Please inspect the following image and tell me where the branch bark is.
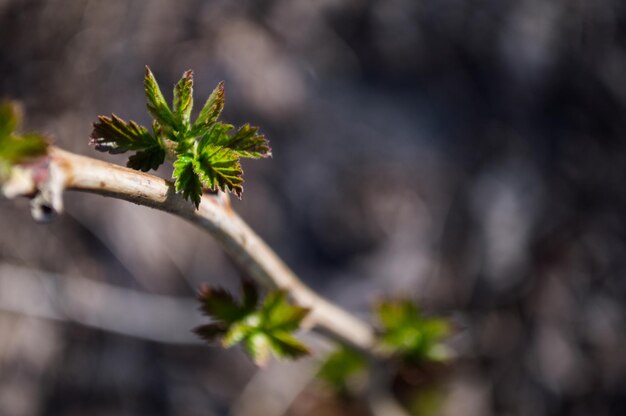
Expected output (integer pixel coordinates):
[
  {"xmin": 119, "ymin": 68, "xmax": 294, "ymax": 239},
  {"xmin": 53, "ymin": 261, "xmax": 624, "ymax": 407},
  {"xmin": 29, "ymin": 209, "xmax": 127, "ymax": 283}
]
[{"xmin": 7, "ymin": 147, "xmax": 376, "ymax": 353}]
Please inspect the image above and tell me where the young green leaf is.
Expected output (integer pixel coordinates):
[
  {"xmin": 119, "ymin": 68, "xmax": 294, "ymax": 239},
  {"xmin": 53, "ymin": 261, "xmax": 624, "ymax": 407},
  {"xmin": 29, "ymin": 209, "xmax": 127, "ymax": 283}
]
[
  {"xmin": 194, "ymin": 281, "xmax": 310, "ymax": 365},
  {"xmin": 173, "ymin": 70, "xmax": 193, "ymax": 127},
  {"xmin": 90, "ymin": 114, "xmax": 166, "ymax": 172},
  {"xmin": 267, "ymin": 331, "xmax": 310, "ymax": 360},
  {"xmin": 195, "ymin": 283, "xmax": 259, "ymax": 345},
  {"xmin": 191, "ymin": 81, "xmax": 225, "ymax": 137},
  {"xmin": 173, "ymin": 155, "xmax": 203, "ymax": 208},
  {"xmin": 221, "ymin": 124, "xmax": 271, "ymax": 159},
  {"xmin": 194, "ymin": 146, "xmax": 244, "ymax": 198},
  {"xmin": 375, "ymin": 299, "xmax": 451, "ymax": 363},
  {"xmin": 197, "ymin": 122, "xmax": 234, "ymax": 153},
  {"xmin": 144, "ymin": 66, "xmax": 178, "ymax": 131},
  {"xmin": 90, "ymin": 115, "xmax": 158, "ymax": 153},
  {"xmin": 261, "ymin": 291, "xmax": 310, "ymax": 332},
  {"xmin": 256, "ymin": 290, "xmax": 310, "ymax": 361},
  {"xmin": 198, "ymin": 285, "xmax": 253, "ymax": 323}
]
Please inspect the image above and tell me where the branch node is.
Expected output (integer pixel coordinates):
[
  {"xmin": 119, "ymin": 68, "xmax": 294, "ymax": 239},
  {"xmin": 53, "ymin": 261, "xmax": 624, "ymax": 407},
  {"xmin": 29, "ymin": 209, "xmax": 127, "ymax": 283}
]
[{"xmin": 28, "ymin": 157, "xmax": 67, "ymax": 222}]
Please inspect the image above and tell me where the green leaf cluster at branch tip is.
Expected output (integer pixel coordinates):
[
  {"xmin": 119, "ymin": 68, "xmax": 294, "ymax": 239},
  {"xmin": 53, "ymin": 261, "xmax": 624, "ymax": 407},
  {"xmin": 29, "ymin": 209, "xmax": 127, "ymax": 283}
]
[
  {"xmin": 0, "ymin": 101, "xmax": 48, "ymax": 181},
  {"xmin": 90, "ymin": 66, "xmax": 271, "ymax": 208},
  {"xmin": 195, "ymin": 281, "xmax": 310, "ymax": 365},
  {"xmin": 376, "ymin": 299, "xmax": 451, "ymax": 363}
]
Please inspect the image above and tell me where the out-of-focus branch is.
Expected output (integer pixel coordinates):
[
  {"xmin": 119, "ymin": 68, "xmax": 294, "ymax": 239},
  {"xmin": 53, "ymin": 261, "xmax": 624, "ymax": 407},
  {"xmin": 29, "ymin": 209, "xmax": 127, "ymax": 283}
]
[
  {"xmin": 0, "ymin": 263, "xmax": 201, "ymax": 344},
  {"xmin": 4, "ymin": 147, "xmax": 376, "ymax": 353}
]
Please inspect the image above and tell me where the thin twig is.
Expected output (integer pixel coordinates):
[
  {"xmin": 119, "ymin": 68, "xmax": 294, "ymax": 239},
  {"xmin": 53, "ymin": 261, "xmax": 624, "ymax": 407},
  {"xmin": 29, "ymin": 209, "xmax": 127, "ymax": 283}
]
[{"xmin": 7, "ymin": 147, "xmax": 377, "ymax": 353}]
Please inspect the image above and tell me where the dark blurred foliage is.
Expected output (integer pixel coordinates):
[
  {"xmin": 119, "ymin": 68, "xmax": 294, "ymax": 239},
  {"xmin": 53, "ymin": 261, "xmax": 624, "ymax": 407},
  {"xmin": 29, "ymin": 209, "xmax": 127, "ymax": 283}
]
[{"xmin": 1, "ymin": 0, "xmax": 626, "ymax": 415}]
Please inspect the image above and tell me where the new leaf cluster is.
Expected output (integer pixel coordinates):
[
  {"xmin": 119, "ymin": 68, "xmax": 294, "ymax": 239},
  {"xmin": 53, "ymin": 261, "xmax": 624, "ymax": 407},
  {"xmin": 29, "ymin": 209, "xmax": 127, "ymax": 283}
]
[
  {"xmin": 317, "ymin": 300, "xmax": 451, "ymax": 394},
  {"xmin": 317, "ymin": 346, "xmax": 367, "ymax": 394},
  {"xmin": 195, "ymin": 281, "xmax": 310, "ymax": 365},
  {"xmin": 90, "ymin": 67, "xmax": 271, "ymax": 208},
  {"xmin": 0, "ymin": 101, "xmax": 48, "ymax": 181},
  {"xmin": 376, "ymin": 299, "xmax": 451, "ymax": 363}
]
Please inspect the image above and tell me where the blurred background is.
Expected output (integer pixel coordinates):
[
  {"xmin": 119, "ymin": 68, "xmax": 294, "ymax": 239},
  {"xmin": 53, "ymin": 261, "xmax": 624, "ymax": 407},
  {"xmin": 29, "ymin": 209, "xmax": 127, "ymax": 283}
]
[{"xmin": 1, "ymin": 0, "xmax": 626, "ymax": 415}]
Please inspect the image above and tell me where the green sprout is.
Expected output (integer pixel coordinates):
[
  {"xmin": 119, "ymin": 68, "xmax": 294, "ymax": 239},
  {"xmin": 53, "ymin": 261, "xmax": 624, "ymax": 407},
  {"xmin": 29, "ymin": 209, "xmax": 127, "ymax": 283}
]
[
  {"xmin": 376, "ymin": 299, "xmax": 451, "ymax": 363},
  {"xmin": 90, "ymin": 67, "xmax": 271, "ymax": 208},
  {"xmin": 195, "ymin": 281, "xmax": 310, "ymax": 365}
]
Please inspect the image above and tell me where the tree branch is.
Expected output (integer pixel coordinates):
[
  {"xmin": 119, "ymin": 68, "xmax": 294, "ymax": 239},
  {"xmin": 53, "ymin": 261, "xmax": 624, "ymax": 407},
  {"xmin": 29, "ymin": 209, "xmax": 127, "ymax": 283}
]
[{"xmin": 6, "ymin": 147, "xmax": 376, "ymax": 353}]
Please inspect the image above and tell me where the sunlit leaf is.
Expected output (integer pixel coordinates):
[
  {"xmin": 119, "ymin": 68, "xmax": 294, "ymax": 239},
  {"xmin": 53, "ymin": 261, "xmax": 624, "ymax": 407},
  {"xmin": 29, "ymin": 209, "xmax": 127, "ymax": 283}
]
[
  {"xmin": 191, "ymin": 81, "xmax": 224, "ymax": 137},
  {"xmin": 267, "ymin": 331, "xmax": 310, "ymax": 360},
  {"xmin": 221, "ymin": 123, "xmax": 271, "ymax": 159},
  {"xmin": 90, "ymin": 115, "xmax": 154, "ymax": 151},
  {"xmin": 144, "ymin": 66, "xmax": 179, "ymax": 131},
  {"xmin": 173, "ymin": 155, "xmax": 203, "ymax": 208},
  {"xmin": 194, "ymin": 145, "xmax": 243, "ymax": 197},
  {"xmin": 197, "ymin": 122, "xmax": 234, "ymax": 153},
  {"xmin": 261, "ymin": 291, "xmax": 310, "ymax": 332},
  {"xmin": 173, "ymin": 70, "xmax": 193, "ymax": 127}
]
